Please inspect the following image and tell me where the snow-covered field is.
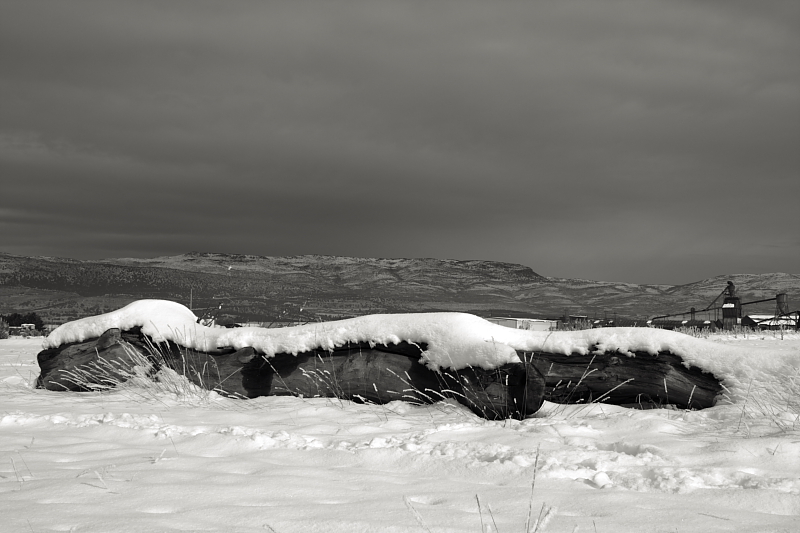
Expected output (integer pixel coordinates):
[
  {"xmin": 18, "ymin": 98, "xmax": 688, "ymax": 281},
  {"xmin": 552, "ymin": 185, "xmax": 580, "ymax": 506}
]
[{"xmin": 2, "ymin": 332, "xmax": 799, "ymax": 533}]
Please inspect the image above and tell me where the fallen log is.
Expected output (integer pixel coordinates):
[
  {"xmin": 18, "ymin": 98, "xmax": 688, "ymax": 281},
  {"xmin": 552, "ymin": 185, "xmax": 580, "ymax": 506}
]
[
  {"xmin": 37, "ymin": 300, "xmax": 725, "ymax": 415},
  {"xmin": 523, "ymin": 350, "xmax": 722, "ymax": 409},
  {"xmin": 236, "ymin": 342, "xmax": 546, "ymax": 420},
  {"xmin": 36, "ymin": 328, "xmax": 546, "ymax": 420},
  {"xmin": 37, "ymin": 328, "xmax": 141, "ymax": 391}
]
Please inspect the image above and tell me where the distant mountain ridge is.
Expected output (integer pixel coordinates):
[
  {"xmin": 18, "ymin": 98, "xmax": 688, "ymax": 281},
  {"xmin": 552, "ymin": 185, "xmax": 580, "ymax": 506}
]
[
  {"xmin": 1, "ymin": 251, "xmax": 797, "ymax": 325},
  {"xmin": 99, "ymin": 252, "xmax": 545, "ymax": 289}
]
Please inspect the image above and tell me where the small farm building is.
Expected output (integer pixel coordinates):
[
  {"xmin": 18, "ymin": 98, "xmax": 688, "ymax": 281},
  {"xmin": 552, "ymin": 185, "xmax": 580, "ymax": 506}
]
[{"xmin": 486, "ymin": 317, "xmax": 558, "ymax": 331}]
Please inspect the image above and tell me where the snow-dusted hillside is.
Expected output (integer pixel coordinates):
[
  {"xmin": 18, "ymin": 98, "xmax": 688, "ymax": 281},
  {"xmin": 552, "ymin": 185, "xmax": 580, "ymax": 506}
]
[{"xmin": 2, "ymin": 251, "xmax": 798, "ymax": 324}]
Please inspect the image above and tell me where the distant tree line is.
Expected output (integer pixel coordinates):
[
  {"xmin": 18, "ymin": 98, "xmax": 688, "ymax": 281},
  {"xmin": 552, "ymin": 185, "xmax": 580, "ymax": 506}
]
[{"xmin": 1, "ymin": 312, "xmax": 45, "ymax": 331}]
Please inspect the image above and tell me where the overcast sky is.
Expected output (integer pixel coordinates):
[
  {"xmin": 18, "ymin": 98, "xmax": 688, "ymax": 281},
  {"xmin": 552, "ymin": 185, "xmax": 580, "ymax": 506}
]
[{"xmin": 1, "ymin": 1, "xmax": 798, "ymax": 285}]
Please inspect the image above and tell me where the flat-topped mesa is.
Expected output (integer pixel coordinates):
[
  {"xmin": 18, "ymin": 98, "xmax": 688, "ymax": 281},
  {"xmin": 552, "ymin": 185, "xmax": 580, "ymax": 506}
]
[{"xmin": 37, "ymin": 300, "xmax": 729, "ymax": 416}]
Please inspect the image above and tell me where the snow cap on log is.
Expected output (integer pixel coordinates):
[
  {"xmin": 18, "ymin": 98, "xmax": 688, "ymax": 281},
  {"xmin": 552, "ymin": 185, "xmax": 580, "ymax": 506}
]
[
  {"xmin": 45, "ymin": 300, "xmax": 202, "ymax": 347},
  {"xmin": 214, "ymin": 312, "xmax": 523, "ymax": 370},
  {"xmin": 44, "ymin": 300, "xmax": 525, "ymax": 370}
]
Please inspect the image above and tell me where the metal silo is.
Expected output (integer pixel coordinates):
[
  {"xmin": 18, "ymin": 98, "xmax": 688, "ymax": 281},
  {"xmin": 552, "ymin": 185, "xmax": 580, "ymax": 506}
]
[
  {"xmin": 777, "ymin": 293, "xmax": 789, "ymax": 315},
  {"xmin": 722, "ymin": 281, "xmax": 741, "ymax": 330}
]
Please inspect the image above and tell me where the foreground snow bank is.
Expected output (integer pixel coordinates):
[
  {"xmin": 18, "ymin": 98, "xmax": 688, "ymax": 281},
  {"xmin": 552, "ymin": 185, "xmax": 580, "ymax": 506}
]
[
  {"xmin": 44, "ymin": 300, "xmax": 800, "ymax": 402},
  {"xmin": 5, "ymin": 336, "xmax": 800, "ymax": 532}
]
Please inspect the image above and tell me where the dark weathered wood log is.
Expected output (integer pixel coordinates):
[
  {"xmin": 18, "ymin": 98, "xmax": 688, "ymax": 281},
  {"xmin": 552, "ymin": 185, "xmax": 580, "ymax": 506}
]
[
  {"xmin": 37, "ymin": 327, "xmax": 723, "ymax": 415},
  {"xmin": 36, "ymin": 328, "xmax": 144, "ymax": 391},
  {"xmin": 522, "ymin": 350, "xmax": 723, "ymax": 409},
  {"xmin": 230, "ymin": 342, "xmax": 545, "ymax": 420},
  {"xmin": 36, "ymin": 330, "xmax": 546, "ymax": 420},
  {"xmin": 151, "ymin": 341, "xmax": 544, "ymax": 419}
]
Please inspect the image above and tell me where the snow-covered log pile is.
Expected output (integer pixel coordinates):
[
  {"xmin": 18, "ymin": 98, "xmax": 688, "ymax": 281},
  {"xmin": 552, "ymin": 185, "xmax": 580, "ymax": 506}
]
[{"xmin": 38, "ymin": 300, "xmax": 731, "ymax": 417}]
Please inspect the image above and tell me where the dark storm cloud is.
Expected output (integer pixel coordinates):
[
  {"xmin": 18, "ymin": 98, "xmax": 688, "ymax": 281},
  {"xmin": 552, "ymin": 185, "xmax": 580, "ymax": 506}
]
[{"xmin": 1, "ymin": 0, "xmax": 798, "ymax": 284}]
